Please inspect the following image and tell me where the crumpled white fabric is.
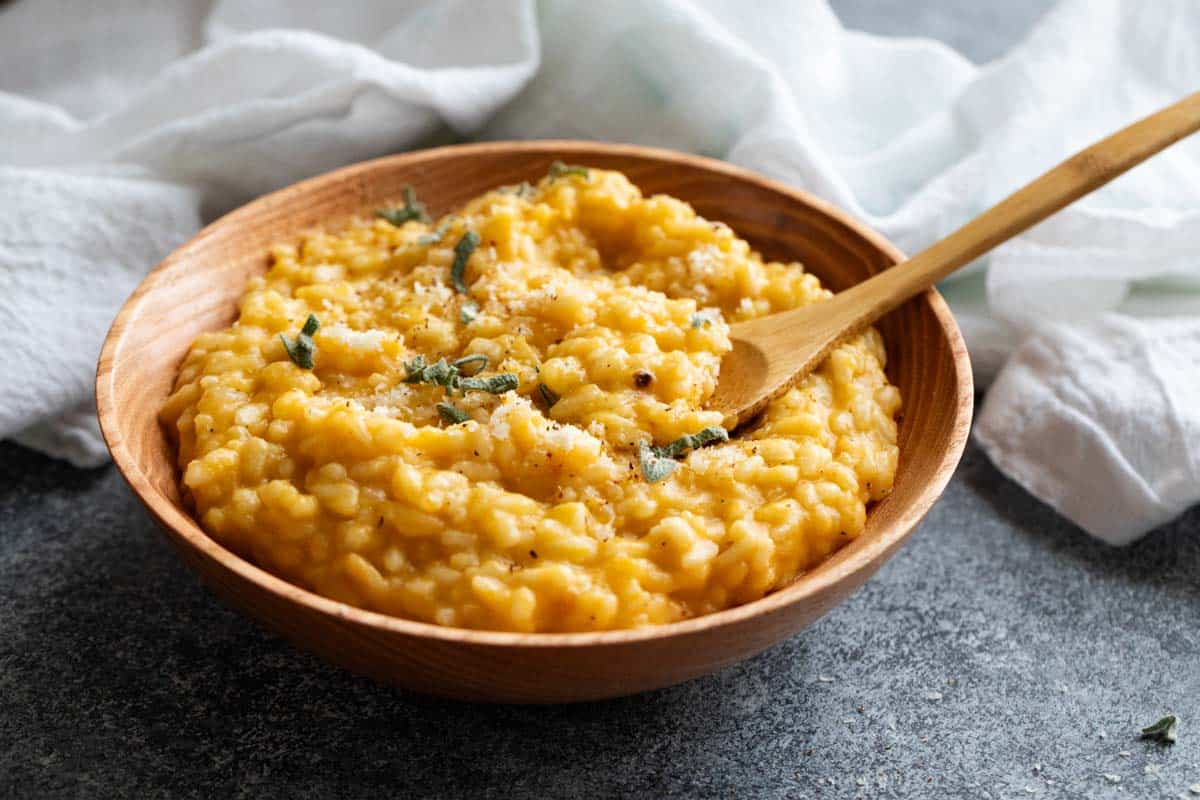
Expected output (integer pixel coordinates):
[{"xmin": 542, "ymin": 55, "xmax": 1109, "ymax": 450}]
[
  {"xmin": 1, "ymin": 0, "xmax": 1197, "ymax": 544},
  {"xmin": 976, "ymin": 316, "xmax": 1200, "ymax": 545}
]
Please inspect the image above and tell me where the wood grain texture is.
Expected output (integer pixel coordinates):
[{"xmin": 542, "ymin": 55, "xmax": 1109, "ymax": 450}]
[
  {"xmin": 711, "ymin": 89, "xmax": 1200, "ymax": 427},
  {"xmin": 95, "ymin": 141, "xmax": 973, "ymax": 703}
]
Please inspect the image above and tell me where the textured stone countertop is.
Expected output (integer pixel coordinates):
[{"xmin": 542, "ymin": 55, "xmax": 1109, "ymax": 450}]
[{"xmin": 2, "ymin": 3, "xmax": 1198, "ymax": 798}]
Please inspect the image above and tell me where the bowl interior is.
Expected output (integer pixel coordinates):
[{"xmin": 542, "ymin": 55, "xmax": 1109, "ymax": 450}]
[{"xmin": 98, "ymin": 141, "xmax": 971, "ymax": 649}]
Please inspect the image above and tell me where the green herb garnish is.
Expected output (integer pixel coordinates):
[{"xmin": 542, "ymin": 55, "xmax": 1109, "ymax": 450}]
[
  {"xmin": 404, "ymin": 353, "xmax": 483, "ymax": 387},
  {"xmin": 690, "ymin": 312, "xmax": 712, "ymax": 329},
  {"xmin": 656, "ymin": 427, "xmax": 729, "ymax": 458},
  {"xmin": 460, "ymin": 373, "xmax": 519, "ymax": 394},
  {"xmin": 450, "ymin": 231, "xmax": 480, "ymax": 294},
  {"xmin": 637, "ymin": 426, "xmax": 729, "ymax": 482},
  {"xmin": 402, "ymin": 353, "xmax": 517, "ymax": 399},
  {"xmin": 436, "ymin": 402, "xmax": 471, "ymax": 425},
  {"xmin": 537, "ymin": 383, "xmax": 559, "ymax": 407},
  {"xmin": 459, "ymin": 300, "xmax": 479, "ymax": 325},
  {"xmin": 1141, "ymin": 715, "xmax": 1179, "ymax": 744},
  {"xmin": 375, "ymin": 185, "xmax": 430, "ymax": 226},
  {"xmin": 450, "ymin": 353, "xmax": 489, "ymax": 374},
  {"xmin": 638, "ymin": 442, "xmax": 678, "ymax": 483},
  {"xmin": 548, "ymin": 161, "xmax": 589, "ymax": 181},
  {"xmin": 299, "ymin": 314, "xmax": 320, "ymax": 336},
  {"xmin": 403, "ymin": 354, "xmax": 453, "ymax": 387},
  {"xmin": 280, "ymin": 314, "xmax": 319, "ymax": 369}
]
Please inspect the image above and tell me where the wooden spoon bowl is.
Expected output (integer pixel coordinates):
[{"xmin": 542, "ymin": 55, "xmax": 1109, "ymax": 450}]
[{"xmin": 96, "ymin": 141, "xmax": 972, "ymax": 703}]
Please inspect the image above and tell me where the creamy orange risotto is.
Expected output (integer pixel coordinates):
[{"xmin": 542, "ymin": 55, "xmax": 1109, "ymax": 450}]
[{"xmin": 161, "ymin": 164, "xmax": 901, "ymax": 632}]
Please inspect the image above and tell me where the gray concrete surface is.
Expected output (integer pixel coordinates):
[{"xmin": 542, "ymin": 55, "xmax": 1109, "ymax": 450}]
[{"xmin": 3, "ymin": 2, "xmax": 1198, "ymax": 798}]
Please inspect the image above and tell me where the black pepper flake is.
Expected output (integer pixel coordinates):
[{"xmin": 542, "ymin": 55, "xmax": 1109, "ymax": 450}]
[
  {"xmin": 529, "ymin": 549, "xmax": 538, "ymax": 559},
  {"xmin": 633, "ymin": 370, "xmax": 654, "ymax": 389}
]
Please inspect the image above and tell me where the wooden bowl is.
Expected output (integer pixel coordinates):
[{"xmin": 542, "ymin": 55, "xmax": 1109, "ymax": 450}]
[{"xmin": 96, "ymin": 141, "xmax": 972, "ymax": 703}]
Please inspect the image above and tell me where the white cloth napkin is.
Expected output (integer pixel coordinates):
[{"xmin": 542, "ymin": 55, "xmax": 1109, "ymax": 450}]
[{"xmin": 2, "ymin": 0, "xmax": 1198, "ymax": 544}]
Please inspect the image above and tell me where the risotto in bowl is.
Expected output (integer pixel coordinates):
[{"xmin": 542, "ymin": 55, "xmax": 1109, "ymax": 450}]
[
  {"xmin": 160, "ymin": 164, "xmax": 901, "ymax": 633},
  {"xmin": 98, "ymin": 142, "xmax": 970, "ymax": 700}
]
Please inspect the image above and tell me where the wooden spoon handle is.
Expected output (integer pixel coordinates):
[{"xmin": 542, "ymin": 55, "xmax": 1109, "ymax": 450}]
[{"xmin": 832, "ymin": 89, "xmax": 1200, "ymax": 325}]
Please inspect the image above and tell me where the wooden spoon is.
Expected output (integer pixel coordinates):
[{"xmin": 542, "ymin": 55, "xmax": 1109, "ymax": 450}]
[{"xmin": 710, "ymin": 90, "xmax": 1200, "ymax": 428}]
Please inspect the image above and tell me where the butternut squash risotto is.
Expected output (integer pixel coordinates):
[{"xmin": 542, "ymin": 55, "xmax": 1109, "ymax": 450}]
[{"xmin": 161, "ymin": 165, "xmax": 901, "ymax": 632}]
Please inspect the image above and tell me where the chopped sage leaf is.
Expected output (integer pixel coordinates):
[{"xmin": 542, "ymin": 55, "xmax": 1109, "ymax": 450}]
[
  {"xmin": 690, "ymin": 312, "xmax": 712, "ymax": 329},
  {"xmin": 1141, "ymin": 715, "xmax": 1179, "ymax": 743},
  {"xmin": 538, "ymin": 383, "xmax": 560, "ymax": 407},
  {"xmin": 638, "ymin": 441, "xmax": 678, "ymax": 483},
  {"xmin": 548, "ymin": 160, "xmax": 589, "ymax": 181},
  {"xmin": 450, "ymin": 230, "xmax": 480, "ymax": 294},
  {"xmin": 459, "ymin": 300, "xmax": 479, "ymax": 325},
  {"xmin": 655, "ymin": 426, "xmax": 729, "ymax": 458},
  {"xmin": 403, "ymin": 354, "xmax": 479, "ymax": 387},
  {"xmin": 280, "ymin": 313, "xmax": 320, "ymax": 369},
  {"xmin": 638, "ymin": 426, "xmax": 729, "ymax": 483},
  {"xmin": 452, "ymin": 353, "xmax": 489, "ymax": 374},
  {"xmin": 279, "ymin": 335, "xmax": 314, "ymax": 369},
  {"xmin": 375, "ymin": 185, "xmax": 429, "ymax": 226},
  {"xmin": 401, "ymin": 353, "xmax": 515, "ymax": 398},
  {"xmin": 402, "ymin": 354, "xmax": 451, "ymax": 387},
  {"xmin": 437, "ymin": 402, "xmax": 471, "ymax": 425},
  {"xmin": 460, "ymin": 373, "xmax": 519, "ymax": 395},
  {"xmin": 402, "ymin": 354, "xmax": 426, "ymax": 377}
]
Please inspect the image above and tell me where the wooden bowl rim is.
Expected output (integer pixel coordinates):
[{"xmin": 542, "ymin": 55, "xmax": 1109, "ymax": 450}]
[{"xmin": 96, "ymin": 140, "xmax": 973, "ymax": 649}]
